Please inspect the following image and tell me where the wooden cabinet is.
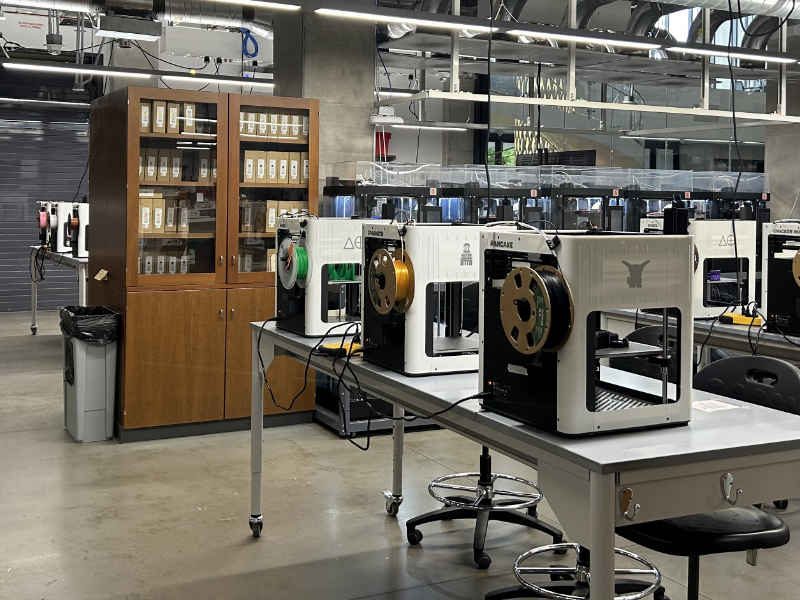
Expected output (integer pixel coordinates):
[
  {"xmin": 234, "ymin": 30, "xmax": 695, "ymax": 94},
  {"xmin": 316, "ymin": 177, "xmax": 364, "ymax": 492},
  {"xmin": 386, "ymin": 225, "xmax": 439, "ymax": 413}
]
[
  {"xmin": 89, "ymin": 87, "xmax": 318, "ymax": 438},
  {"xmin": 124, "ymin": 290, "xmax": 227, "ymax": 428},
  {"xmin": 224, "ymin": 287, "xmax": 315, "ymax": 419}
]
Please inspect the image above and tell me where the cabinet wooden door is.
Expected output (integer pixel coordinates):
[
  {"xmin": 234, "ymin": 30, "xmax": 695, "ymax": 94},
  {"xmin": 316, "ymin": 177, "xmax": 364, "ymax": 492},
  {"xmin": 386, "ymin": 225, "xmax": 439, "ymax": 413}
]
[
  {"xmin": 224, "ymin": 287, "xmax": 316, "ymax": 419},
  {"xmin": 123, "ymin": 289, "xmax": 227, "ymax": 428}
]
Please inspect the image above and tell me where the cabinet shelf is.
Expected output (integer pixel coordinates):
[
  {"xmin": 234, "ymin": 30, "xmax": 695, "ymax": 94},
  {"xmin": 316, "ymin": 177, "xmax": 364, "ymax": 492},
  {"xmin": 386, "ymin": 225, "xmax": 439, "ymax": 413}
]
[
  {"xmin": 239, "ymin": 134, "xmax": 308, "ymax": 145},
  {"xmin": 239, "ymin": 232, "xmax": 275, "ymax": 238},
  {"xmin": 240, "ymin": 182, "xmax": 308, "ymax": 189},
  {"xmin": 139, "ymin": 232, "xmax": 214, "ymax": 239},
  {"xmin": 140, "ymin": 181, "xmax": 216, "ymax": 188},
  {"xmin": 140, "ymin": 132, "xmax": 217, "ymax": 141}
]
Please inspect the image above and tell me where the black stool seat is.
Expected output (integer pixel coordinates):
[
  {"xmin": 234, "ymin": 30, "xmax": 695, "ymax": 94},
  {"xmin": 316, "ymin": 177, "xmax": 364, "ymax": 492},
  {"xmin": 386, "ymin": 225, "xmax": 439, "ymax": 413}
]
[{"xmin": 617, "ymin": 507, "xmax": 789, "ymax": 557}]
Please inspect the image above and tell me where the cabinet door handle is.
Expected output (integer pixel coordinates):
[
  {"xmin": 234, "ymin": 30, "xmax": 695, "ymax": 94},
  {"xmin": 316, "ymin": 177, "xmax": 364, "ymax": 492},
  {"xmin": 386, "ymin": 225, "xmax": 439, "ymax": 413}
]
[
  {"xmin": 230, "ymin": 308, "xmax": 235, "ymax": 319},
  {"xmin": 231, "ymin": 255, "xmax": 237, "ymax": 265},
  {"xmin": 219, "ymin": 309, "xmax": 224, "ymax": 319},
  {"xmin": 219, "ymin": 255, "xmax": 223, "ymax": 265}
]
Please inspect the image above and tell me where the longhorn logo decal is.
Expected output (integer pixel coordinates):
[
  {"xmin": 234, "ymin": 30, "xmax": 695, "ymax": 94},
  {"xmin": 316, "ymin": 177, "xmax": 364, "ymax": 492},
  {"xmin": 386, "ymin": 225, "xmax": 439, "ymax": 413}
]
[{"xmin": 622, "ymin": 260, "xmax": 650, "ymax": 289}]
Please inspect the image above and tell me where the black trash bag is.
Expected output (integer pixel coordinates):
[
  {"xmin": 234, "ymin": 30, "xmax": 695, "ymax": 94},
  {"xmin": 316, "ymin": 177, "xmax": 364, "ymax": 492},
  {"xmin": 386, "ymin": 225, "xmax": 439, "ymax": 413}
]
[{"xmin": 60, "ymin": 306, "xmax": 119, "ymax": 386}]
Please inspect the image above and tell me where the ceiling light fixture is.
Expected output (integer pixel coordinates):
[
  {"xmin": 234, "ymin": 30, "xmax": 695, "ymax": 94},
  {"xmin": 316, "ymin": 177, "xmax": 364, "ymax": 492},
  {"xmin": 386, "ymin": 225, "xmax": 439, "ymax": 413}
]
[
  {"xmin": 161, "ymin": 75, "xmax": 274, "ymax": 88},
  {"xmin": 393, "ymin": 124, "xmax": 468, "ymax": 131},
  {"xmin": 2, "ymin": 62, "xmax": 152, "ymax": 79},
  {"xmin": 667, "ymin": 46, "xmax": 796, "ymax": 64},
  {"xmin": 508, "ymin": 29, "xmax": 661, "ymax": 50},
  {"xmin": 315, "ymin": 8, "xmax": 495, "ymax": 34},
  {"xmin": 0, "ymin": 96, "xmax": 90, "ymax": 107},
  {"xmin": 214, "ymin": 0, "xmax": 300, "ymax": 8},
  {"xmin": 95, "ymin": 15, "xmax": 162, "ymax": 42}
]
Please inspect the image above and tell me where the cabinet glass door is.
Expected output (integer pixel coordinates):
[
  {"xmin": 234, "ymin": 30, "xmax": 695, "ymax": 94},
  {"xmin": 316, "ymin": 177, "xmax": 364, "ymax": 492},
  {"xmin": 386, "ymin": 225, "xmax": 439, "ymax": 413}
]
[{"xmin": 135, "ymin": 93, "xmax": 226, "ymax": 284}]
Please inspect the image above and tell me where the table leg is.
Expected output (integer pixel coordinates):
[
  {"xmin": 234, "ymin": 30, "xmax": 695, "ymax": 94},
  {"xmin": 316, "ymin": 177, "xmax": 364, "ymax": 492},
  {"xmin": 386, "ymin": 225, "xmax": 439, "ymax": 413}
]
[
  {"xmin": 77, "ymin": 263, "xmax": 87, "ymax": 306},
  {"xmin": 383, "ymin": 404, "xmax": 405, "ymax": 517},
  {"xmin": 250, "ymin": 326, "xmax": 272, "ymax": 538},
  {"xmin": 30, "ymin": 250, "xmax": 38, "ymax": 335},
  {"xmin": 589, "ymin": 471, "xmax": 616, "ymax": 600}
]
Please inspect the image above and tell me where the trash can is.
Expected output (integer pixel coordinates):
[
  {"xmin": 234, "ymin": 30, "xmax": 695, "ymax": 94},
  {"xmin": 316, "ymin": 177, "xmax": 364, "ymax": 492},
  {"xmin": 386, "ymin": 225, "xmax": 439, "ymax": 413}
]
[{"xmin": 60, "ymin": 306, "xmax": 119, "ymax": 442}]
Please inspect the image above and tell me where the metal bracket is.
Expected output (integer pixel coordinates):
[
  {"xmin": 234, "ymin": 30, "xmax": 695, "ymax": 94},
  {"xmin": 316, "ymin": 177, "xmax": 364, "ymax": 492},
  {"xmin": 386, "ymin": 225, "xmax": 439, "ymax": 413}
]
[
  {"xmin": 720, "ymin": 472, "xmax": 743, "ymax": 505},
  {"xmin": 746, "ymin": 548, "xmax": 759, "ymax": 566},
  {"xmin": 619, "ymin": 487, "xmax": 640, "ymax": 521}
]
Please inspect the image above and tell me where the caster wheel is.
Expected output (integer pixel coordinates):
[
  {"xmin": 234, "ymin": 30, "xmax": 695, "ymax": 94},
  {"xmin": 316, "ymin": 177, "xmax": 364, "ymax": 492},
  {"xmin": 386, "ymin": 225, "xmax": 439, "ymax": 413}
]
[
  {"xmin": 526, "ymin": 505, "xmax": 538, "ymax": 518},
  {"xmin": 407, "ymin": 529, "xmax": 423, "ymax": 545},
  {"xmin": 385, "ymin": 497, "xmax": 401, "ymax": 516},
  {"xmin": 774, "ymin": 500, "xmax": 789, "ymax": 509},
  {"xmin": 475, "ymin": 553, "xmax": 492, "ymax": 570},
  {"xmin": 251, "ymin": 523, "xmax": 262, "ymax": 538}
]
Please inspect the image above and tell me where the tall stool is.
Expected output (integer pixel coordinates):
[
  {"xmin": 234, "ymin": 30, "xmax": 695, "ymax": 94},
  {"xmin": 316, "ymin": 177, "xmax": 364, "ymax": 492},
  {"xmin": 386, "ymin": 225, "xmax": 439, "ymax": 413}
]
[{"xmin": 406, "ymin": 446, "xmax": 564, "ymax": 569}]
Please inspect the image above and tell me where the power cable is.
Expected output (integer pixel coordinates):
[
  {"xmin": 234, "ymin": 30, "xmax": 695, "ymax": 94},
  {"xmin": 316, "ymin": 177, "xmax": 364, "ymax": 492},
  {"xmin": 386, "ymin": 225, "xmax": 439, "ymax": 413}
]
[{"xmin": 485, "ymin": 0, "xmax": 494, "ymax": 196}]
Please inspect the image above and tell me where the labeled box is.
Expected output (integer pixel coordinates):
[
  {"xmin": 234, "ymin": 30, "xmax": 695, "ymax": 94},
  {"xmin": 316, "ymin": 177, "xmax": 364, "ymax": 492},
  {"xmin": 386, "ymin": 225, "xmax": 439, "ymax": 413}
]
[
  {"xmin": 301, "ymin": 151, "xmax": 309, "ymax": 184},
  {"xmin": 243, "ymin": 150, "xmax": 256, "ymax": 183},
  {"xmin": 258, "ymin": 112, "xmax": 268, "ymax": 136},
  {"xmin": 256, "ymin": 151, "xmax": 267, "ymax": 183},
  {"xmin": 164, "ymin": 199, "xmax": 177, "ymax": 233},
  {"xmin": 239, "ymin": 111, "xmax": 245, "ymax": 134},
  {"xmin": 295, "ymin": 200, "xmax": 308, "ymax": 214},
  {"xmin": 267, "ymin": 151, "xmax": 279, "ymax": 184},
  {"xmin": 143, "ymin": 252, "xmax": 154, "ymax": 275},
  {"xmin": 279, "ymin": 113, "xmax": 290, "ymax": 138},
  {"xmin": 157, "ymin": 150, "xmax": 170, "ymax": 182},
  {"xmin": 145, "ymin": 149, "xmax": 158, "ymax": 182},
  {"xmin": 139, "ymin": 198, "xmax": 153, "ymax": 234},
  {"xmin": 278, "ymin": 152, "xmax": 289, "ymax": 183},
  {"xmin": 241, "ymin": 198, "xmax": 253, "ymax": 233},
  {"xmin": 246, "ymin": 111, "xmax": 257, "ymax": 136},
  {"xmin": 182, "ymin": 103, "xmax": 196, "ymax": 133},
  {"xmin": 269, "ymin": 113, "xmax": 279, "ymax": 138},
  {"xmin": 177, "ymin": 204, "xmax": 190, "ymax": 233},
  {"xmin": 302, "ymin": 114, "xmax": 309, "ymax": 140},
  {"xmin": 268, "ymin": 249, "xmax": 277, "ymax": 272},
  {"xmin": 153, "ymin": 198, "xmax": 166, "ymax": 234},
  {"xmin": 290, "ymin": 111, "xmax": 301, "ymax": 139},
  {"xmin": 167, "ymin": 102, "xmax": 180, "ymax": 134},
  {"xmin": 152, "ymin": 101, "xmax": 166, "ymax": 133},
  {"xmin": 278, "ymin": 201, "xmax": 295, "ymax": 216},
  {"xmin": 139, "ymin": 149, "xmax": 144, "ymax": 182},
  {"xmin": 198, "ymin": 150, "xmax": 211, "ymax": 183},
  {"xmin": 170, "ymin": 149, "xmax": 182, "ymax": 182},
  {"xmin": 139, "ymin": 101, "xmax": 151, "ymax": 133},
  {"xmin": 266, "ymin": 200, "xmax": 279, "ymax": 233},
  {"xmin": 288, "ymin": 152, "xmax": 300, "ymax": 185},
  {"xmin": 211, "ymin": 151, "xmax": 217, "ymax": 182}
]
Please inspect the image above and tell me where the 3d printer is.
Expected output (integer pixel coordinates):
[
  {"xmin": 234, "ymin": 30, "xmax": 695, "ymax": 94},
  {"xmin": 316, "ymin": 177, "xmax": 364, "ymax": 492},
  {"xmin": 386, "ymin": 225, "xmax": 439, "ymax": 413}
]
[
  {"xmin": 640, "ymin": 217, "xmax": 756, "ymax": 317},
  {"xmin": 762, "ymin": 221, "xmax": 800, "ymax": 336},
  {"xmin": 361, "ymin": 222, "xmax": 482, "ymax": 375},
  {"xmin": 479, "ymin": 227, "xmax": 694, "ymax": 436},
  {"xmin": 276, "ymin": 215, "xmax": 366, "ymax": 337}
]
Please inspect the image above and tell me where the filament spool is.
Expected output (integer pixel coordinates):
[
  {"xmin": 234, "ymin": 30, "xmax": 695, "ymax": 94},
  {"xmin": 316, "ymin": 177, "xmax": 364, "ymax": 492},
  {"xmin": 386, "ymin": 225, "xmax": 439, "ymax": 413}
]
[
  {"xmin": 793, "ymin": 250, "xmax": 800, "ymax": 288},
  {"xmin": 368, "ymin": 248, "xmax": 415, "ymax": 314},
  {"xmin": 500, "ymin": 265, "xmax": 573, "ymax": 355},
  {"xmin": 277, "ymin": 237, "xmax": 312, "ymax": 289}
]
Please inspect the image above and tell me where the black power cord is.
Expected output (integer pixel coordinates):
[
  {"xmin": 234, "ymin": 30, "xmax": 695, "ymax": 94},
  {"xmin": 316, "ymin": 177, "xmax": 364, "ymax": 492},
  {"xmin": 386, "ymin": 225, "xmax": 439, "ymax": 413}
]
[{"xmin": 485, "ymin": 0, "xmax": 494, "ymax": 195}]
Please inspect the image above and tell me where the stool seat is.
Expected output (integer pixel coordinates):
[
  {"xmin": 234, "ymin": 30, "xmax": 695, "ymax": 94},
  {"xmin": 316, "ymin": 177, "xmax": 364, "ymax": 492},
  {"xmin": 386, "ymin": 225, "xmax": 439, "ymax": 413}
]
[{"xmin": 617, "ymin": 507, "xmax": 789, "ymax": 557}]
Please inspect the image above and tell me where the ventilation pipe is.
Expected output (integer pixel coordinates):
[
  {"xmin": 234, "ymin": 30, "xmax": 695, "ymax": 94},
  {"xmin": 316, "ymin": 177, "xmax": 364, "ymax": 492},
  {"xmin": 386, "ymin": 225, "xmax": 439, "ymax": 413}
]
[
  {"xmin": 626, "ymin": 3, "xmax": 686, "ymax": 37},
  {"xmin": 742, "ymin": 14, "xmax": 781, "ymax": 48},
  {"xmin": 687, "ymin": 9, "xmax": 733, "ymax": 42},
  {"xmin": 664, "ymin": 0, "xmax": 795, "ymax": 15},
  {"xmin": 560, "ymin": 0, "xmax": 619, "ymax": 29}
]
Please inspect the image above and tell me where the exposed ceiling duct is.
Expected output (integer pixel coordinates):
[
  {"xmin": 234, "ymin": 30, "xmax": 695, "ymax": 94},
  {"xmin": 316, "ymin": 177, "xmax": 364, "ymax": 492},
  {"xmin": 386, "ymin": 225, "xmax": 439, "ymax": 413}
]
[
  {"xmin": 561, "ymin": 0, "xmax": 619, "ymax": 29},
  {"xmin": 626, "ymin": 3, "xmax": 686, "ymax": 37},
  {"xmin": 1, "ymin": 0, "xmax": 274, "ymax": 39},
  {"xmin": 662, "ymin": 0, "xmax": 796, "ymax": 16},
  {"xmin": 687, "ymin": 9, "xmax": 733, "ymax": 43},
  {"xmin": 742, "ymin": 14, "xmax": 781, "ymax": 48}
]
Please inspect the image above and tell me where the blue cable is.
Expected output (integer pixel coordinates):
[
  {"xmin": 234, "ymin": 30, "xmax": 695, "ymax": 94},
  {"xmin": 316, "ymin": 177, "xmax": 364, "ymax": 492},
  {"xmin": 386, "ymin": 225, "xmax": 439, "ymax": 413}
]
[{"xmin": 241, "ymin": 28, "xmax": 259, "ymax": 59}]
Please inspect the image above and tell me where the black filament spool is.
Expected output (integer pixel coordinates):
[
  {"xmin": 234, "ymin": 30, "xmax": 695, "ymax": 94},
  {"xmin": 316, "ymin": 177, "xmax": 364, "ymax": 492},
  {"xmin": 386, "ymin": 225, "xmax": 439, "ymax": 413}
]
[{"xmin": 535, "ymin": 267, "xmax": 573, "ymax": 352}]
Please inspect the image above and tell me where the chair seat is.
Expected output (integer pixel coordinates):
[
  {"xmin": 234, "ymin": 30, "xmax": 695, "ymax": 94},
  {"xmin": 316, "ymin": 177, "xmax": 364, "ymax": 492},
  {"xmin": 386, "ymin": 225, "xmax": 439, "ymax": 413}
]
[{"xmin": 617, "ymin": 507, "xmax": 789, "ymax": 557}]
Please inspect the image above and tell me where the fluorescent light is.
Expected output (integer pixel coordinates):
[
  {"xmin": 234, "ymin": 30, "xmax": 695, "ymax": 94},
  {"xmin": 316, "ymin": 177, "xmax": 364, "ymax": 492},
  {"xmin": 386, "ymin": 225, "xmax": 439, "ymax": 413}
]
[
  {"xmin": 161, "ymin": 75, "xmax": 274, "ymax": 88},
  {"xmin": 509, "ymin": 29, "xmax": 661, "ymax": 50},
  {"xmin": 393, "ymin": 124, "xmax": 468, "ymax": 131},
  {"xmin": 627, "ymin": 136, "xmax": 680, "ymax": 141},
  {"xmin": 667, "ymin": 46, "xmax": 796, "ymax": 64},
  {"xmin": 315, "ymin": 8, "xmax": 495, "ymax": 33},
  {"xmin": 214, "ymin": 0, "xmax": 300, "ymax": 8},
  {"xmin": 2, "ymin": 62, "xmax": 152, "ymax": 78},
  {"xmin": 180, "ymin": 131, "xmax": 216, "ymax": 137},
  {"xmin": 0, "ymin": 96, "xmax": 90, "ymax": 107}
]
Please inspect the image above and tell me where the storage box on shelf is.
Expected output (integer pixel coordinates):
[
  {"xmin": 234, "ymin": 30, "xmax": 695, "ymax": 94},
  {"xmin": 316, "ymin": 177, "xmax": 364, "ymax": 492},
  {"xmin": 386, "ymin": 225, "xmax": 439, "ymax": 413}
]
[
  {"xmin": 88, "ymin": 87, "xmax": 319, "ymax": 440},
  {"xmin": 228, "ymin": 95, "xmax": 319, "ymax": 285}
]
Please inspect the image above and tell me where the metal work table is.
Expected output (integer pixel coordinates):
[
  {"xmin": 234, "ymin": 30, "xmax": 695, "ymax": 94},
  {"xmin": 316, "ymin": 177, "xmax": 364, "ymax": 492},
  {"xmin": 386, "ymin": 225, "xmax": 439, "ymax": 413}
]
[
  {"xmin": 604, "ymin": 309, "xmax": 800, "ymax": 362},
  {"xmin": 29, "ymin": 246, "xmax": 89, "ymax": 335},
  {"xmin": 250, "ymin": 321, "xmax": 800, "ymax": 600}
]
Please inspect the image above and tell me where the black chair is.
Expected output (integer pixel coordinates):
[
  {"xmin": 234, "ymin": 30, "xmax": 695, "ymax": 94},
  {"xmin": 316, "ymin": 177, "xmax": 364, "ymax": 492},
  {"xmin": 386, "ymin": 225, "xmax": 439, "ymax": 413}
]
[
  {"xmin": 485, "ymin": 357, "xmax": 795, "ymax": 600},
  {"xmin": 694, "ymin": 355, "xmax": 800, "ymax": 510},
  {"xmin": 609, "ymin": 325, "xmax": 679, "ymax": 384},
  {"xmin": 406, "ymin": 446, "xmax": 564, "ymax": 569}
]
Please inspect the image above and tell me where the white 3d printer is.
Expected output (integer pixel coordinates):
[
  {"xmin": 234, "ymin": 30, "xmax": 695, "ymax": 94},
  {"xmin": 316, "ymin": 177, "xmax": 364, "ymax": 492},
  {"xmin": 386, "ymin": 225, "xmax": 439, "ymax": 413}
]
[
  {"xmin": 276, "ymin": 215, "xmax": 368, "ymax": 337},
  {"xmin": 361, "ymin": 222, "xmax": 482, "ymax": 375},
  {"xmin": 479, "ymin": 227, "xmax": 694, "ymax": 436},
  {"xmin": 641, "ymin": 217, "xmax": 756, "ymax": 318}
]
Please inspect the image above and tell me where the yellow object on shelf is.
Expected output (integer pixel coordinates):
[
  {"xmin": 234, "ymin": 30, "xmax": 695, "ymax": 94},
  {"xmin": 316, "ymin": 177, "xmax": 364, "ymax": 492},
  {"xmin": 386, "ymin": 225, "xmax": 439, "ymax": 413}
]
[{"xmin": 721, "ymin": 313, "xmax": 762, "ymax": 326}]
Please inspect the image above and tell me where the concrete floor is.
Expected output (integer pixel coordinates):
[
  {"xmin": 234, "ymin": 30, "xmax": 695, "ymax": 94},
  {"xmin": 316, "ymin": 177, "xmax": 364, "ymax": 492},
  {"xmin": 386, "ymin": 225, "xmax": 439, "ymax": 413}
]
[{"xmin": 0, "ymin": 311, "xmax": 798, "ymax": 600}]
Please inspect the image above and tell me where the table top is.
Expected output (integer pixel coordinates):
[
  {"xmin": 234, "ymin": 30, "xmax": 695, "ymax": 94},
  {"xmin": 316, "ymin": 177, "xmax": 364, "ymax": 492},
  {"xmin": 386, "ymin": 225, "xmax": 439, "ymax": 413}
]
[
  {"xmin": 30, "ymin": 245, "xmax": 88, "ymax": 267},
  {"xmin": 252, "ymin": 321, "xmax": 800, "ymax": 475},
  {"xmin": 606, "ymin": 308, "xmax": 800, "ymax": 348}
]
